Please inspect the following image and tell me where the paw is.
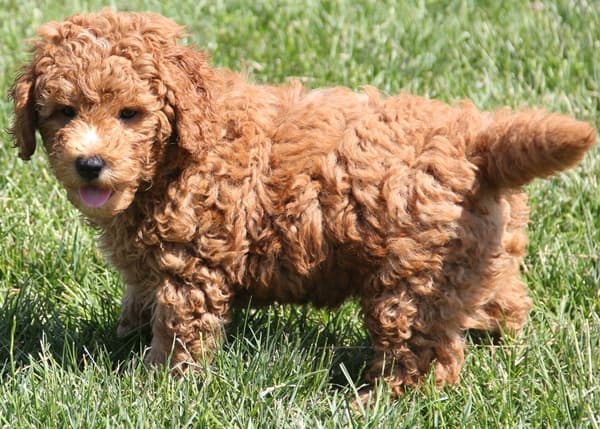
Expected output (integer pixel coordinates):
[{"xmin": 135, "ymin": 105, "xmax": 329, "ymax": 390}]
[
  {"xmin": 143, "ymin": 339, "xmax": 168, "ymax": 366},
  {"xmin": 144, "ymin": 338, "xmax": 196, "ymax": 376}
]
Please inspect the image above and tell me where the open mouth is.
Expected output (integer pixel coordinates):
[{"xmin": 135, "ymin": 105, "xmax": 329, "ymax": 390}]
[{"xmin": 79, "ymin": 185, "xmax": 113, "ymax": 208}]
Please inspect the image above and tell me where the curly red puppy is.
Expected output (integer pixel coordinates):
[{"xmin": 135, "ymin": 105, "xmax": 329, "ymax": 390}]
[{"xmin": 10, "ymin": 10, "xmax": 595, "ymax": 394}]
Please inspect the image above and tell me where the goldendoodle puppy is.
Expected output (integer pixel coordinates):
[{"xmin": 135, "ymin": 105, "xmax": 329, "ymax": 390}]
[{"xmin": 10, "ymin": 10, "xmax": 595, "ymax": 394}]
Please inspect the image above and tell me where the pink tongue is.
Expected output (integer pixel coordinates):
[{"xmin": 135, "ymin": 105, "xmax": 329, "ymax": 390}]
[{"xmin": 79, "ymin": 186, "xmax": 112, "ymax": 208}]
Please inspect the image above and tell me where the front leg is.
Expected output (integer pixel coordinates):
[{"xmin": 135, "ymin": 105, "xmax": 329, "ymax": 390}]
[
  {"xmin": 117, "ymin": 283, "xmax": 153, "ymax": 337},
  {"xmin": 145, "ymin": 274, "xmax": 232, "ymax": 370}
]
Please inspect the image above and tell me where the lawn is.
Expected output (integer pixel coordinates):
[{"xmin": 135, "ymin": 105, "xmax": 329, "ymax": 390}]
[{"xmin": 0, "ymin": 0, "xmax": 598, "ymax": 427}]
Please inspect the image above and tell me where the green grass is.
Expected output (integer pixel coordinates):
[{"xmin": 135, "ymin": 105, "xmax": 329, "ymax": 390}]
[{"xmin": 1, "ymin": 0, "xmax": 599, "ymax": 427}]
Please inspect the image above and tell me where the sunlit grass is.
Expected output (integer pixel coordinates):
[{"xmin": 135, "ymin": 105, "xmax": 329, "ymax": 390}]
[{"xmin": 1, "ymin": 1, "xmax": 598, "ymax": 427}]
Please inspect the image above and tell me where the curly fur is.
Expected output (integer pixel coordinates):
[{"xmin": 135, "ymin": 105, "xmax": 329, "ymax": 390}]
[{"xmin": 10, "ymin": 9, "xmax": 596, "ymax": 394}]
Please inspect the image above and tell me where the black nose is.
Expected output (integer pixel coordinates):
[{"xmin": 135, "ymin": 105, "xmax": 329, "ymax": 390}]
[{"xmin": 75, "ymin": 156, "xmax": 105, "ymax": 181}]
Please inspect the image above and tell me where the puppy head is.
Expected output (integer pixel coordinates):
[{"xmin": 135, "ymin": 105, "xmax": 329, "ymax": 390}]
[{"xmin": 9, "ymin": 9, "xmax": 214, "ymax": 219}]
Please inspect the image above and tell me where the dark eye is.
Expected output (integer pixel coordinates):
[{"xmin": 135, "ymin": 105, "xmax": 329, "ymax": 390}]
[
  {"xmin": 119, "ymin": 109, "xmax": 138, "ymax": 120},
  {"xmin": 61, "ymin": 106, "xmax": 76, "ymax": 119}
]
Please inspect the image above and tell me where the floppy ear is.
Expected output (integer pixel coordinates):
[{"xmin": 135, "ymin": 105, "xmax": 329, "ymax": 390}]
[
  {"xmin": 160, "ymin": 46, "xmax": 215, "ymax": 158},
  {"xmin": 8, "ymin": 67, "xmax": 37, "ymax": 160}
]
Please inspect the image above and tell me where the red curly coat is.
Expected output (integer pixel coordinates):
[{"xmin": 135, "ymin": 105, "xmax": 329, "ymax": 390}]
[{"xmin": 10, "ymin": 9, "xmax": 595, "ymax": 394}]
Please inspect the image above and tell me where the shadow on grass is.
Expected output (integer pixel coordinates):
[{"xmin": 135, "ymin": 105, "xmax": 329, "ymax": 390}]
[
  {"xmin": 0, "ymin": 276, "xmax": 371, "ymax": 388},
  {"xmin": 227, "ymin": 302, "xmax": 372, "ymax": 389},
  {"xmin": 0, "ymin": 274, "xmax": 150, "ymax": 375}
]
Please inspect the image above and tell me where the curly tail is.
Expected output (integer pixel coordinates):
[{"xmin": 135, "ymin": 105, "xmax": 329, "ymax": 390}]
[{"xmin": 469, "ymin": 110, "xmax": 596, "ymax": 188}]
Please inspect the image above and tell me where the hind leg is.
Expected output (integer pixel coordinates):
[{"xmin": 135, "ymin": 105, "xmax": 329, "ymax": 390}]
[
  {"xmin": 464, "ymin": 192, "xmax": 532, "ymax": 335},
  {"xmin": 361, "ymin": 276, "xmax": 466, "ymax": 395}
]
